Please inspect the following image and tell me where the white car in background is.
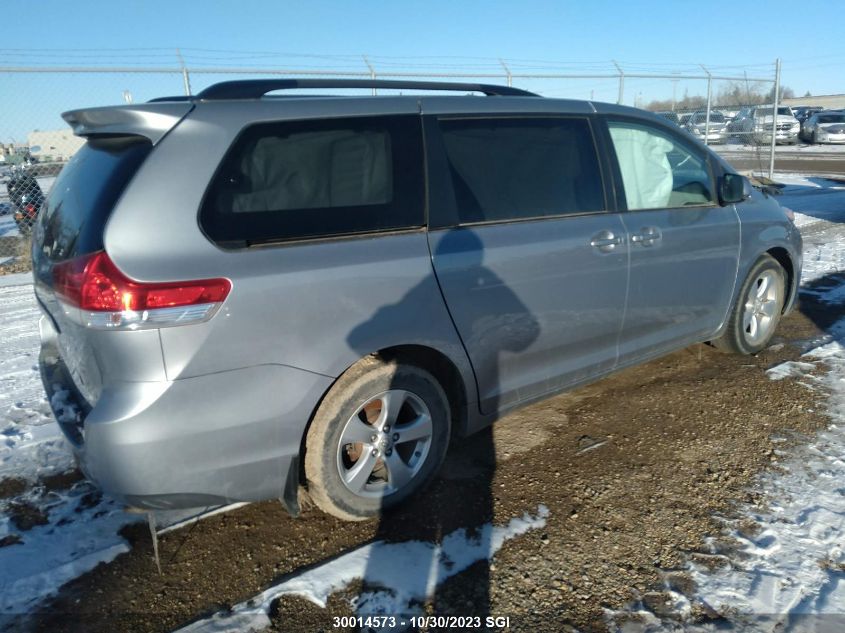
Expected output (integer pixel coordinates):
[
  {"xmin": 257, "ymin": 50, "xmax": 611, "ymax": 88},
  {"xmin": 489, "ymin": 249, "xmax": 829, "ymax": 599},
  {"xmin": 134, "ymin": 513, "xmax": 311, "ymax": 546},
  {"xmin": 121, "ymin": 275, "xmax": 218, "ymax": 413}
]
[
  {"xmin": 684, "ymin": 110, "xmax": 728, "ymax": 143},
  {"xmin": 801, "ymin": 111, "xmax": 845, "ymax": 144},
  {"xmin": 738, "ymin": 105, "xmax": 800, "ymax": 145}
]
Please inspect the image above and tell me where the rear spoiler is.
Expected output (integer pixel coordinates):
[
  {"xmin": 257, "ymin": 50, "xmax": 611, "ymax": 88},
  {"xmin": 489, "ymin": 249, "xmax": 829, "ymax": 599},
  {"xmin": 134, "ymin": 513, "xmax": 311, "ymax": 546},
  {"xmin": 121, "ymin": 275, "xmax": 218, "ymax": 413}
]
[{"xmin": 61, "ymin": 103, "xmax": 194, "ymax": 144}]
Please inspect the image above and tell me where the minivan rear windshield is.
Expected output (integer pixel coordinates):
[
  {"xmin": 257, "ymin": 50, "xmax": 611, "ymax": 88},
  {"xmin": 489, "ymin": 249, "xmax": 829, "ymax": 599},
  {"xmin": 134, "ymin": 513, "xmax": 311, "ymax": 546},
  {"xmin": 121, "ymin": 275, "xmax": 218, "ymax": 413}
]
[{"xmin": 35, "ymin": 137, "xmax": 152, "ymax": 263}]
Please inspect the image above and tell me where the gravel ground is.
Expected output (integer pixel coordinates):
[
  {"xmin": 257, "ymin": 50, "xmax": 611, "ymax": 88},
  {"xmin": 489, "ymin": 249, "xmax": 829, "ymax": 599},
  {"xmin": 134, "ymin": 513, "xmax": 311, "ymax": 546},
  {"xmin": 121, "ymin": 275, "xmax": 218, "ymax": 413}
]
[{"xmin": 10, "ymin": 276, "xmax": 836, "ymax": 633}]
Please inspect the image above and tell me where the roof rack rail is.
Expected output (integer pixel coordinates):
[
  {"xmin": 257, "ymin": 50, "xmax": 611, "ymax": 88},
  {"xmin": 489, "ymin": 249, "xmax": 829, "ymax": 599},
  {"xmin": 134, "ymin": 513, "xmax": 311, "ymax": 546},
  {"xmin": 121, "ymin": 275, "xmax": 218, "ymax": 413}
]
[
  {"xmin": 195, "ymin": 78, "xmax": 539, "ymax": 100},
  {"xmin": 147, "ymin": 96, "xmax": 194, "ymax": 103}
]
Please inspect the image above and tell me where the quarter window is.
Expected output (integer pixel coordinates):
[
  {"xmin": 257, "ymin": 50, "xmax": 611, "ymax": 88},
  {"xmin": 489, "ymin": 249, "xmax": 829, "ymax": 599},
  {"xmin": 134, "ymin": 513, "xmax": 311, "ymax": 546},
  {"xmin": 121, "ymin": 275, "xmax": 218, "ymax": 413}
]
[
  {"xmin": 437, "ymin": 117, "xmax": 605, "ymax": 225},
  {"xmin": 200, "ymin": 115, "xmax": 424, "ymax": 245},
  {"xmin": 608, "ymin": 121, "xmax": 714, "ymax": 210}
]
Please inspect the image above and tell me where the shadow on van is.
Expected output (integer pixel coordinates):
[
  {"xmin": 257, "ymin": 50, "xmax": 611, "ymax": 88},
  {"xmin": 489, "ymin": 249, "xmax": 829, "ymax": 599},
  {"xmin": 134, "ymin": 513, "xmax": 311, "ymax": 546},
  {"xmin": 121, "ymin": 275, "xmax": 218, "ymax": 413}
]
[{"xmin": 347, "ymin": 229, "xmax": 539, "ymax": 627}]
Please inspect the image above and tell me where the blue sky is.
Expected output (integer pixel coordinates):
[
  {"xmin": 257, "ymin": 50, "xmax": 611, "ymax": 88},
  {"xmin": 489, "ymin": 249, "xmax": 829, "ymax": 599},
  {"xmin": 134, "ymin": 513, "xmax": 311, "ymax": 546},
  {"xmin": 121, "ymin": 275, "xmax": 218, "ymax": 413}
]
[{"xmin": 1, "ymin": 0, "xmax": 843, "ymax": 141}]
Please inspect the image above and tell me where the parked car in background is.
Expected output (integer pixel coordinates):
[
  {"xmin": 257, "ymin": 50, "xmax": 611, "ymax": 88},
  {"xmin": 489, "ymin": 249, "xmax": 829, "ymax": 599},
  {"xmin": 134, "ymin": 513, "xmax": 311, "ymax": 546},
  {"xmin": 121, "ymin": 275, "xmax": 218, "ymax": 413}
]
[
  {"xmin": 684, "ymin": 110, "xmax": 728, "ymax": 143},
  {"xmin": 793, "ymin": 106, "xmax": 824, "ymax": 125},
  {"xmin": 727, "ymin": 107, "xmax": 753, "ymax": 140},
  {"xmin": 720, "ymin": 108, "xmax": 740, "ymax": 124},
  {"xmin": 735, "ymin": 106, "xmax": 800, "ymax": 145},
  {"xmin": 33, "ymin": 79, "xmax": 801, "ymax": 521},
  {"xmin": 801, "ymin": 111, "xmax": 845, "ymax": 144},
  {"xmin": 655, "ymin": 111, "xmax": 680, "ymax": 126},
  {"xmin": 6, "ymin": 169, "xmax": 45, "ymax": 233},
  {"xmin": 677, "ymin": 112, "xmax": 694, "ymax": 129}
]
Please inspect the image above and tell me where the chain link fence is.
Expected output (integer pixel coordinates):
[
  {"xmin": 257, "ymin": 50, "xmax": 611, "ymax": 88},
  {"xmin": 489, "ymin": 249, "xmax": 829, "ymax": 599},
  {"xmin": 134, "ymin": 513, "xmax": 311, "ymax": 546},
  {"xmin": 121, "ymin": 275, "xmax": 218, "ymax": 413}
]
[{"xmin": 1, "ymin": 57, "xmax": 787, "ymax": 271}]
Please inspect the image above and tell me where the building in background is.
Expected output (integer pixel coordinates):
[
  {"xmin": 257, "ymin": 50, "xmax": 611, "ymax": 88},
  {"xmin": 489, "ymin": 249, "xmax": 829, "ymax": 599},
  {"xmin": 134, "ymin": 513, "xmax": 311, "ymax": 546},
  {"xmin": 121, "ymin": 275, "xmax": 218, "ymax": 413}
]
[
  {"xmin": 27, "ymin": 129, "xmax": 84, "ymax": 162},
  {"xmin": 782, "ymin": 94, "xmax": 845, "ymax": 110},
  {"xmin": 0, "ymin": 143, "xmax": 30, "ymax": 163}
]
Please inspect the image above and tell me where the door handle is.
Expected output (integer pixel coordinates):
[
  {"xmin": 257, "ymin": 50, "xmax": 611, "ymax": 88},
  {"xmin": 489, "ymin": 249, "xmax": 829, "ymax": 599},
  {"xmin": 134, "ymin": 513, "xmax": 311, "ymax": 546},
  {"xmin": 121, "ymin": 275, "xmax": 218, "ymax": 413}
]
[
  {"xmin": 631, "ymin": 226, "xmax": 662, "ymax": 246},
  {"xmin": 590, "ymin": 230, "xmax": 623, "ymax": 253}
]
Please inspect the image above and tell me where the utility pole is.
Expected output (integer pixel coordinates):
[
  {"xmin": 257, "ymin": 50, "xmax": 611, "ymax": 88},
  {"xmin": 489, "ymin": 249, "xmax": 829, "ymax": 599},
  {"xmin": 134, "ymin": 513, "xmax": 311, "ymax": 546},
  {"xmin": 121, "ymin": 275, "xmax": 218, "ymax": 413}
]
[
  {"xmin": 671, "ymin": 77, "xmax": 679, "ymax": 111},
  {"xmin": 499, "ymin": 58, "xmax": 513, "ymax": 87},
  {"xmin": 768, "ymin": 58, "xmax": 781, "ymax": 180},
  {"xmin": 363, "ymin": 56, "xmax": 377, "ymax": 95},
  {"xmin": 612, "ymin": 60, "xmax": 624, "ymax": 105},
  {"xmin": 176, "ymin": 48, "xmax": 191, "ymax": 96},
  {"xmin": 700, "ymin": 64, "xmax": 712, "ymax": 146}
]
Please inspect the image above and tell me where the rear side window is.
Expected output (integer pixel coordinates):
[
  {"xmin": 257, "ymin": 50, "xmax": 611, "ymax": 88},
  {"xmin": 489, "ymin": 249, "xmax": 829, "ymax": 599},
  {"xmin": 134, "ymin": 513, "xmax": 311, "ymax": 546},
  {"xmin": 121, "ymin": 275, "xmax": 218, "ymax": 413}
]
[
  {"xmin": 200, "ymin": 115, "xmax": 424, "ymax": 245},
  {"xmin": 437, "ymin": 117, "xmax": 605, "ymax": 225},
  {"xmin": 36, "ymin": 137, "xmax": 152, "ymax": 262}
]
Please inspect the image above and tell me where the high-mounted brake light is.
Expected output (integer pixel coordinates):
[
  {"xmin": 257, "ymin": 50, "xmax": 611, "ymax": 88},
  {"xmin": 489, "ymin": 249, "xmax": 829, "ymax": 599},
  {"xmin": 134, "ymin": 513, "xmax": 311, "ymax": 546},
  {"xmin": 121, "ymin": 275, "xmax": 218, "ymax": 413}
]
[{"xmin": 52, "ymin": 251, "xmax": 231, "ymax": 330}]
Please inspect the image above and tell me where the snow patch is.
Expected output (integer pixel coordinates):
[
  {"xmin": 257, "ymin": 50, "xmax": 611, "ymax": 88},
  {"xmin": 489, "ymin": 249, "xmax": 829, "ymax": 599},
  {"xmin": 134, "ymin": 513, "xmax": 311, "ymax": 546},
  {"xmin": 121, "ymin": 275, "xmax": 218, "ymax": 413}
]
[{"xmin": 176, "ymin": 505, "xmax": 549, "ymax": 633}]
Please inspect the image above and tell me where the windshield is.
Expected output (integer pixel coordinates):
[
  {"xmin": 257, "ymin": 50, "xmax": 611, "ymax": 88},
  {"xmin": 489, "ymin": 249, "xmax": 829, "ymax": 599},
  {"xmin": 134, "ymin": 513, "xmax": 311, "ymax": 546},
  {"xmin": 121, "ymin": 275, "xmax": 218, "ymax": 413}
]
[
  {"xmin": 754, "ymin": 107, "xmax": 794, "ymax": 118},
  {"xmin": 697, "ymin": 112, "xmax": 725, "ymax": 123},
  {"xmin": 818, "ymin": 114, "xmax": 845, "ymax": 124}
]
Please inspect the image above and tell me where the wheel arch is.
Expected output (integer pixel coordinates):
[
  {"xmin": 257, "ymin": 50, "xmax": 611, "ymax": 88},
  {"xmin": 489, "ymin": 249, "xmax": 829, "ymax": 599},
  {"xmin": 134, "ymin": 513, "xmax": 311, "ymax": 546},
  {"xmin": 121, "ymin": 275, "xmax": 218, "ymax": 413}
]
[
  {"xmin": 766, "ymin": 246, "xmax": 796, "ymax": 313},
  {"xmin": 295, "ymin": 343, "xmax": 474, "ymax": 503}
]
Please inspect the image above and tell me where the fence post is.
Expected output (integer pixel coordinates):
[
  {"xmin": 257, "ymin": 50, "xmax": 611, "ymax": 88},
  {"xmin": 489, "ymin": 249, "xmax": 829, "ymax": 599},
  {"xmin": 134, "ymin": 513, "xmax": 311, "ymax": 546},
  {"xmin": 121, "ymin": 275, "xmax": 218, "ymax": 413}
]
[
  {"xmin": 768, "ymin": 58, "xmax": 781, "ymax": 180},
  {"xmin": 176, "ymin": 49, "xmax": 191, "ymax": 96},
  {"xmin": 612, "ymin": 60, "xmax": 624, "ymax": 105},
  {"xmin": 499, "ymin": 59, "xmax": 513, "ymax": 87},
  {"xmin": 363, "ymin": 56, "xmax": 377, "ymax": 96},
  {"xmin": 701, "ymin": 65, "xmax": 712, "ymax": 146}
]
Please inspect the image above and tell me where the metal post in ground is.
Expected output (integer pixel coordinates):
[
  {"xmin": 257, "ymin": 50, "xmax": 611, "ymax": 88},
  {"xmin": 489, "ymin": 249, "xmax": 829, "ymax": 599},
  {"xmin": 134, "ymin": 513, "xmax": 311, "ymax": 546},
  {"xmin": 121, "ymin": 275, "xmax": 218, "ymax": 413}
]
[
  {"xmin": 612, "ymin": 60, "xmax": 624, "ymax": 105},
  {"xmin": 701, "ymin": 65, "xmax": 712, "ymax": 146},
  {"xmin": 671, "ymin": 76, "xmax": 679, "ymax": 111},
  {"xmin": 176, "ymin": 48, "xmax": 191, "ymax": 96},
  {"xmin": 499, "ymin": 58, "xmax": 512, "ymax": 87},
  {"xmin": 768, "ymin": 58, "xmax": 781, "ymax": 180},
  {"xmin": 363, "ymin": 56, "xmax": 377, "ymax": 95}
]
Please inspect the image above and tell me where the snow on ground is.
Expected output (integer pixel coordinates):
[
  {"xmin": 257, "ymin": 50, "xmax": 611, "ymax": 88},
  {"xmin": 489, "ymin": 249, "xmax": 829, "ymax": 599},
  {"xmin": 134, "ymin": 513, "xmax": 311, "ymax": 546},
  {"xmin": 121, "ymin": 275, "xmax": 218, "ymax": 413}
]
[
  {"xmin": 714, "ymin": 142, "xmax": 845, "ymax": 155},
  {"xmin": 0, "ymin": 282, "xmax": 72, "ymax": 481},
  {"xmin": 177, "ymin": 506, "xmax": 549, "ymax": 633},
  {"xmin": 607, "ymin": 176, "xmax": 845, "ymax": 631},
  {"xmin": 0, "ymin": 278, "xmax": 142, "ymax": 616},
  {"xmin": 775, "ymin": 174, "xmax": 845, "ymax": 229}
]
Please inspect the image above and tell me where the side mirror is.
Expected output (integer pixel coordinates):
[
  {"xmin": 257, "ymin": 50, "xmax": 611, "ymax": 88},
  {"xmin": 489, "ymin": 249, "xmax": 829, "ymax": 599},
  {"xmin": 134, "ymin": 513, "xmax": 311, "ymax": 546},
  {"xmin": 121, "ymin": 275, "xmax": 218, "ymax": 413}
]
[{"xmin": 719, "ymin": 173, "xmax": 749, "ymax": 205}]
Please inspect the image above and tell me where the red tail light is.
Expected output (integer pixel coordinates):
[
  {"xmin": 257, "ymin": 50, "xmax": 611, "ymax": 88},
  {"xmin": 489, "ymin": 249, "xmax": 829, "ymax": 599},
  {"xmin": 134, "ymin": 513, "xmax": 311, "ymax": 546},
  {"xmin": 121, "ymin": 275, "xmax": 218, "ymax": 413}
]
[
  {"xmin": 24, "ymin": 203, "xmax": 37, "ymax": 217},
  {"xmin": 53, "ymin": 251, "xmax": 231, "ymax": 312}
]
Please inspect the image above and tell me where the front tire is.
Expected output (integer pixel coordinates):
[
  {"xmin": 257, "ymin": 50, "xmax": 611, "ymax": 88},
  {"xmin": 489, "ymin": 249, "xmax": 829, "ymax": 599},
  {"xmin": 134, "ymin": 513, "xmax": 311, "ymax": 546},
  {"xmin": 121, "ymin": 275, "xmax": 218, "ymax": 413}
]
[
  {"xmin": 712, "ymin": 255, "xmax": 786, "ymax": 355},
  {"xmin": 304, "ymin": 357, "xmax": 451, "ymax": 521}
]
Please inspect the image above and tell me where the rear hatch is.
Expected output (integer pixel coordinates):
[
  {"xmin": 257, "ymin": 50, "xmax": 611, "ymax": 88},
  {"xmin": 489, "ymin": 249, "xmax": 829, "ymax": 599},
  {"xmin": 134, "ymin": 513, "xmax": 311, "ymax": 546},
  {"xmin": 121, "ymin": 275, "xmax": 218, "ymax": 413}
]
[
  {"xmin": 33, "ymin": 103, "xmax": 192, "ymax": 408},
  {"xmin": 33, "ymin": 137, "xmax": 155, "ymax": 406}
]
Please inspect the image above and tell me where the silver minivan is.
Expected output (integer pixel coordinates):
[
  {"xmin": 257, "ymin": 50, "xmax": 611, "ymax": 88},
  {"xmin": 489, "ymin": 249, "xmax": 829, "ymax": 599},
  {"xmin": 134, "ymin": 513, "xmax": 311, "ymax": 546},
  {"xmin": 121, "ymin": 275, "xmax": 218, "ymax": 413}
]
[{"xmin": 33, "ymin": 79, "xmax": 802, "ymax": 521}]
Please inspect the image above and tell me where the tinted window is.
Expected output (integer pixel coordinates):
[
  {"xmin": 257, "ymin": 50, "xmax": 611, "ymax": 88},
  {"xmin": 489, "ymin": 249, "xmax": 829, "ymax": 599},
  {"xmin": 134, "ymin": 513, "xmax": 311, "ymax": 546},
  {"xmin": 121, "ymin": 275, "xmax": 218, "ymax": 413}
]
[
  {"xmin": 818, "ymin": 114, "xmax": 845, "ymax": 124},
  {"xmin": 36, "ymin": 137, "xmax": 152, "ymax": 262},
  {"xmin": 608, "ymin": 120, "xmax": 714, "ymax": 210},
  {"xmin": 695, "ymin": 112, "xmax": 725, "ymax": 123},
  {"xmin": 200, "ymin": 115, "xmax": 424, "ymax": 245},
  {"xmin": 754, "ymin": 107, "xmax": 794, "ymax": 118},
  {"xmin": 437, "ymin": 117, "xmax": 605, "ymax": 224}
]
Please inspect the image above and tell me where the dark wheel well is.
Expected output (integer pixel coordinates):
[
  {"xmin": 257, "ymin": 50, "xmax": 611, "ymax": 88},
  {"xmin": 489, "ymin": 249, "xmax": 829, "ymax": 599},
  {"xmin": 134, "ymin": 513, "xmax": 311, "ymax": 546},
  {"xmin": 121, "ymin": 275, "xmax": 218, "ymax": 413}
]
[
  {"xmin": 297, "ymin": 346, "xmax": 470, "ymax": 498},
  {"xmin": 375, "ymin": 345, "xmax": 469, "ymax": 438},
  {"xmin": 766, "ymin": 247, "xmax": 795, "ymax": 312}
]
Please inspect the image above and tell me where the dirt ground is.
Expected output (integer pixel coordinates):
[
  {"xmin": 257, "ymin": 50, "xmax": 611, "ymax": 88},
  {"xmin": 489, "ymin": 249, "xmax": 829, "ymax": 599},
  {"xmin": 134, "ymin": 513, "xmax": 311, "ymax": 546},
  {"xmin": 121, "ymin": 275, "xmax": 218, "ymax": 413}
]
[{"xmin": 10, "ymin": 272, "xmax": 843, "ymax": 633}]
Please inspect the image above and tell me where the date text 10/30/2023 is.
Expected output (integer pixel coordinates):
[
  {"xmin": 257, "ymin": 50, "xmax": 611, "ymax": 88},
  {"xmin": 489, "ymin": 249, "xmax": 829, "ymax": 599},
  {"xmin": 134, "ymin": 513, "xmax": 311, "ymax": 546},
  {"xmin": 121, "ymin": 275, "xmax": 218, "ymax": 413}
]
[{"xmin": 332, "ymin": 615, "xmax": 512, "ymax": 629}]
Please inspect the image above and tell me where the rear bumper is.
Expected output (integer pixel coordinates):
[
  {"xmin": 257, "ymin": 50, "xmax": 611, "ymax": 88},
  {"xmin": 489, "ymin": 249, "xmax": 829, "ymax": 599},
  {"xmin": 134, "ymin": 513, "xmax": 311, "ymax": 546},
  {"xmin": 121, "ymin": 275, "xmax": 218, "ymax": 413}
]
[{"xmin": 40, "ymin": 324, "xmax": 332, "ymax": 511}]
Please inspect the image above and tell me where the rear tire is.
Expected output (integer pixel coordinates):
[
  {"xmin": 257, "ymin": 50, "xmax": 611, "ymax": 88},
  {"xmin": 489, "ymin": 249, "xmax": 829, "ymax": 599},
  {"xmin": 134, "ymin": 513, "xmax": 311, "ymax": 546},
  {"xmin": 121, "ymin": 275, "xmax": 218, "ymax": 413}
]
[
  {"xmin": 712, "ymin": 255, "xmax": 786, "ymax": 355},
  {"xmin": 304, "ymin": 356, "xmax": 451, "ymax": 521}
]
